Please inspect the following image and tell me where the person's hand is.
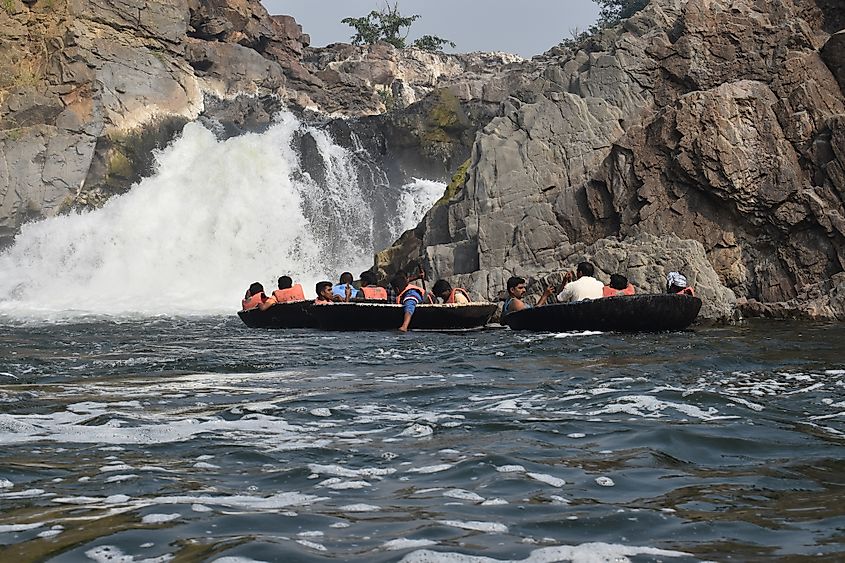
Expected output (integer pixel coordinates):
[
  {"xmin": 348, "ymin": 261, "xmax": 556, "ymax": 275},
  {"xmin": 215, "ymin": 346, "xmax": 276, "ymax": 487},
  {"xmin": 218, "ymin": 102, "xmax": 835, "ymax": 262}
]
[
  {"xmin": 542, "ymin": 285, "xmax": 555, "ymax": 297},
  {"xmin": 345, "ymin": 284, "xmax": 352, "ymax": 301}
]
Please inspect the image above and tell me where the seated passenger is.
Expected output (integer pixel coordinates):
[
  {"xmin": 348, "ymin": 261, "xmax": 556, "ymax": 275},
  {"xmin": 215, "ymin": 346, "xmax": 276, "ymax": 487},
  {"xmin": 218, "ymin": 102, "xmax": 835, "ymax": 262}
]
[
  {"xmin": 314, "ymin": 281, "xmax": 338, "ymax": 304},
  {"xmin": 556, "ymin": 262, "xmax": 604, "ymax": 302},
  {"xmin": 602, "ymin": 274, "xmax": 635, "ymax": 297},
  {"xmin": 666, "ymin": 271, "xmax": 695, "ymax": 296},
  {"xmin": 332, "ymin": 272, "xmax": 361, "ymax": 300},
  {"xmin": 272, "ymin": 275, "xmax": 306, "ymax": 303},
  {"xmin": 503, "ymin": 276, "xmax": 554, "ymax": 316},
  {"xmin": 358, "ymin": 271, "xmax": 388, "ymax": 301},
  {"xmin": 242, "ymin": 282, "xmax": 277, "ymax": 311},
  {"xmin": 432, "ymin": 279, "xmax": 470, "ymax": 304},
  {"xmin": 391, "ymin": 272, "xmax": 427, "ymax": 332}
]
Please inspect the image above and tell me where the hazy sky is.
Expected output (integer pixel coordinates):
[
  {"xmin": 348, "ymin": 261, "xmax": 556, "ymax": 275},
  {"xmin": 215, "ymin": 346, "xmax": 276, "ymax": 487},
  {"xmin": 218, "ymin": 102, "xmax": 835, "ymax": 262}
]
[{"xmin": 260, "ymin": 1, "xmax": 601, "ymax": 58}]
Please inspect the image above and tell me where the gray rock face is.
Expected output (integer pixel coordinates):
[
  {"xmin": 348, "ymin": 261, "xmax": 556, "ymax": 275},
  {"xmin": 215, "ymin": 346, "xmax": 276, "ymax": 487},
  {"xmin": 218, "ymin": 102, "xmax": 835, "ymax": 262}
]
[
  {"xmin": 379, "ymin": 0, "xmax": 845, "ymax": 320},
  {"xmin": 0, "ymin": 0, "xmax": 506, "ymax": 246}
]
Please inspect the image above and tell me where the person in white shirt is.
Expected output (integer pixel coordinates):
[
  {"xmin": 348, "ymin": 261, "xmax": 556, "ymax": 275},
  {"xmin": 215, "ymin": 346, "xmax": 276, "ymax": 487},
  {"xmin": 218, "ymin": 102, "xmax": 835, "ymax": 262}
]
[{"xmin": 556, "ymin": 262, "xmax": 605, "ymax": 303}]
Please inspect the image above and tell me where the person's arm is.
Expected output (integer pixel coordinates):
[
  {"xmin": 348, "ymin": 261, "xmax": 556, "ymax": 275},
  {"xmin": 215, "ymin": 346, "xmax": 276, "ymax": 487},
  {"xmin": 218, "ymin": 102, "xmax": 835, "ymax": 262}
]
[
  {"xmin": 537, "ymin": 285, "xmax": 555, "ymax": 307},
  {"xmin": 507, "ymin": 298, "xmax": 526, "ymax": 313},
  {"xmin": 258, "ymin": 296, "xmax": 277, "ymax": 311},
  {"xmin": 398, "ymin": 291, "xmax": 420, "ymax": 332}
]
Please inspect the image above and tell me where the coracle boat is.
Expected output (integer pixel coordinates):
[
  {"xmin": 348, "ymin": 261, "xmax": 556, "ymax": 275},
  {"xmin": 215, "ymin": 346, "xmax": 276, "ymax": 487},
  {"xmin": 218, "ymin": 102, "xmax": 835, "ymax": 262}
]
[
  {"xmin": 237, "ymin": 300, "xmax": 319, "ymax": 329},
  {"xmin": 308, "ymin": 302, "xmax": 499, "ymax": 331},
  {"xmin": 503, "ymin": 293, "xmax": 702, "ymax": 332}
]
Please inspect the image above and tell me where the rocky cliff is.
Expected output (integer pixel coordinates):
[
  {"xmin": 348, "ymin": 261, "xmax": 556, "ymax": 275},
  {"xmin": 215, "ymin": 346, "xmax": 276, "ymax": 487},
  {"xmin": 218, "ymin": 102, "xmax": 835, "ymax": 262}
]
[
  {"xmin": 3, "ymin": 0, "xmax": 844, "ymax": 322},
  {"xmin": 377, "ymin": 0, "xmax": 845, "ymax": 321},
  {"xmin": 0, "ymin": 0, "xmax": 517, "ymax": 246}
]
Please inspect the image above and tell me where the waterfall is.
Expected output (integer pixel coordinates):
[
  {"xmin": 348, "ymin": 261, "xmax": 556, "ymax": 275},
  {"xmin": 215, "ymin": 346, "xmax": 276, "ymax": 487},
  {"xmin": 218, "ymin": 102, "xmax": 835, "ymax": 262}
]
[{"xmin": 0, "ymin": 112, "xmax": 444, "ymax": 320}]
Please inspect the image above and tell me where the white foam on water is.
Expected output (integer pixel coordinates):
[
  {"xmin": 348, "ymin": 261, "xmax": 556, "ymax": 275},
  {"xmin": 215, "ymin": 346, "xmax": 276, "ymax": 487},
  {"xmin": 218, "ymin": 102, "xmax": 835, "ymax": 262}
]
[
  {"xmin": 496, "ymin": 465, "xmax": 526, "ymax": 473},
  {"xmin": 384, "ymin": 538, "xmax": 439, "ymax": 551},
  {"xmin": 438, "ymin": 520, "xmax": 509, "ymax": 533},
  {"xmin": 591, "ymin": 395, "xmax": 738, "ymax": 421},
  {"xmin": 37, "ymin": 525, "xmax": 64, "ymax": 538},
  {"xmin": 141, "ymin": 513, "xmax": 181, "ymax": 524},
  {"xmin": 339, "ymin": 503, "xmax": 381, "ymax": 512},
  {"xmin": 407, "ymin": 464, "xmax": 453, "ymax": 474},
  {"xmin": 213, "ymin": 558, "xmax": 269, "ymax": 563},
  {"xmin": 526, "ymin": 473, "xmax": 565, "ymax": 488},
  {"xmin": 307, "ymin": 463, "xmax": 395, "ymax": 478},
  {"xmin": 318, "ymin": 478, "xmax": 371, "ymax": 490},
  {"xmin": 595, "ymin": 476, "xmax": 615, "ymax": 487},
  {"xmin": 0, "ymin": 112, "xmax": 389, "ymax": 320},
  {"xmin": 399, "ymin": 543, "xmax": 692, "ymax": 562},
  {"xmin": 296, "ymin": 539, "xmax": 327, "ymax": 551},
  {"xmin": 85, "ymin": 545, "xmax": 173, "ymax": 563},
  {"xmin": 0, "ymin": 478, "xmax": 13, "ymax": 488},
  {"xmin": 0, "ymin": 522, "xmax": 44, "ymax": 533},
  {"xmin": 443, "ymin": 489, "xmax": 485, "ymax": 502}
]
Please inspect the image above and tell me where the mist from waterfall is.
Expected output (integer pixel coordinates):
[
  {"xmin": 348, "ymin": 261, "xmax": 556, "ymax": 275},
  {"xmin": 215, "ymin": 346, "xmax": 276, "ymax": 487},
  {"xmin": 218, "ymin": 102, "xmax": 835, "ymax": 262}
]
[{"xmin": 0, "ymin": 112, "xmax": 443, "ymax": 320}]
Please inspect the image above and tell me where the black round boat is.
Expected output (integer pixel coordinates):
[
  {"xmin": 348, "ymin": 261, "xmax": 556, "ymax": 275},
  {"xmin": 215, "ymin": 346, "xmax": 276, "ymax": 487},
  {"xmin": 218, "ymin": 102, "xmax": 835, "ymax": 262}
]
[
  {"xmin": 237, "ymin": 300, "xmax": 318, "ymax": 329},
  {"xmin": 503, "ymin": 293, "xmax": 702, "ymax": 332},
  {"xmin": 308, "ymin": 302, "xmax": 498, "ymax": 331}
]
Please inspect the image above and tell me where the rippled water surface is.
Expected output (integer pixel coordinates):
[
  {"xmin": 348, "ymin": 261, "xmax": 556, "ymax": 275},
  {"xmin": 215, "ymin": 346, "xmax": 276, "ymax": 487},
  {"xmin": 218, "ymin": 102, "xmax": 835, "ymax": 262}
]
[{"xmin": 1, "ymin": 318, "xmax": 843, "ymax": 562}]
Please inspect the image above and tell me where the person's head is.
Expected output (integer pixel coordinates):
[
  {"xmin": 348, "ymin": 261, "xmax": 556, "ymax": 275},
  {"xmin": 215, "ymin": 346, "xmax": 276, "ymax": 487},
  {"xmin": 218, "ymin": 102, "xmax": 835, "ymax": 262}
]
[
  {"xmin": 576, "ymin": 262, "xmax": 595, "ymax": 278},
  {"xmin": 609, "ymin": 274, "xmax": 628, "ymax": 291},
  {"xmin": 507, "ymin": 276, "xmax": 527, "ymax": 298},
  {"xmin": 432, "ymin": 279, "xmax": 452, "ymax": 300},
  {"xmin": 339, "ymin": 272, "xmax": 354, "ymax": 285},
  {"xmin": 315, "ymin": 281, "xmax": 333, "ymax": 300},
  {"xmin": 248, "ymin": 282, "xmax": 264, "ymax": 296},
  {"xmin": 278, "ymin": 275, "xmax": 292, "ymax": 289},
  {"xmin": 360, "ymin": 271, "xmax": 377, "ymax": 287},
  {"xmin": 390, "ymin": 272, "xmax": 408, "ymax": 292},
  {"xmin": 666, "ymin": 271, "xmax": 688, "ymax": 293}
]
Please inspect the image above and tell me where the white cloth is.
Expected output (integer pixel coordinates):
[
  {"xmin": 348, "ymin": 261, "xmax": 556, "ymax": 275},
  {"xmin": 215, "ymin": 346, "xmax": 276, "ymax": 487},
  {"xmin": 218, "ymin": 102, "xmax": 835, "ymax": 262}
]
[
  {"xmin": 666, "ymin": 272, "xmax": 688, "ymax": 288},
  {"xmin": 556, "ymin": 276, "xmax": 604, "ymax": 302}
]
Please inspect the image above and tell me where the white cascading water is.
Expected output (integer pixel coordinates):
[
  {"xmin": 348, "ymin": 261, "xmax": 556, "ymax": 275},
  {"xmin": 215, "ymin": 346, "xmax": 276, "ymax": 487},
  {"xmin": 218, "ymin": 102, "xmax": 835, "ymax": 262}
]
[{"xmin": 0, "ymin": 112, "xmax": 444, "ymax": 320}]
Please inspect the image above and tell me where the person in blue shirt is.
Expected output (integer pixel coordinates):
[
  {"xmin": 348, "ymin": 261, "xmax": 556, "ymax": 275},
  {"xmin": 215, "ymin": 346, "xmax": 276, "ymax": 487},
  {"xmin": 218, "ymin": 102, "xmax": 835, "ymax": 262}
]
[
  {"xmin": 332, "ymin": 272, "xmax": 361, "ymax": 301},
  {"xmin": 503, "ymin": 275, "xmax": 554, "ymax": 316},
  {"xmin": 390, "ymin": 271, "xmax": 427, "ymax": 332}
]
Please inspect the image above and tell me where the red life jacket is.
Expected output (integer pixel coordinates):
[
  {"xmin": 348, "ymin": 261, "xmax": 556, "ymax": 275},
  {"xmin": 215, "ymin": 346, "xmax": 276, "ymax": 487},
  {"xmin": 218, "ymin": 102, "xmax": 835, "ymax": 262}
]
[
  {"xmin": 273, "ymin": 284, "xmax": 305, "ymax": 303},
  {"xmin": 678, "ymin": 286, "xmax": 695, "ymax": 296},
  {"xmin": 242, "ymin": 292, "xmax": 271, "ymax": 310},
  {"xmin": 602, "ymin": 284, "xmax": 635, "ymax": 297},
  {"xmin": 444, "ymin": 288, "xmax": 471, "ymax": 303},
  {"xmin": 396, "ymin": 284, "xmax": 426, "ymax": 305},
  {"xmin": 361, "ymin": 285, "xmax": 388, "ymax": 300}
]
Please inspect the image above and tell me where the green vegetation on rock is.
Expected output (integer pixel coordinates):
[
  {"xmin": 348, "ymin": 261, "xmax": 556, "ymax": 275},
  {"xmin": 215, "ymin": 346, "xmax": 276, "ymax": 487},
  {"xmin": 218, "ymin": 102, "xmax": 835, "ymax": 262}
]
[{"xmin": 436, "ymin": 158, "xmax": 471, "ymax": 206}]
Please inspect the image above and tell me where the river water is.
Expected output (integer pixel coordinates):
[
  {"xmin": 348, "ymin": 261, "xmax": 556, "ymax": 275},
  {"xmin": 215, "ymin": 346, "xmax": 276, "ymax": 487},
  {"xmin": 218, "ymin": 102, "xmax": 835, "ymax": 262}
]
[{"xmin": 0, "ymin": 317, "xmax": 842, "ymax": 562}]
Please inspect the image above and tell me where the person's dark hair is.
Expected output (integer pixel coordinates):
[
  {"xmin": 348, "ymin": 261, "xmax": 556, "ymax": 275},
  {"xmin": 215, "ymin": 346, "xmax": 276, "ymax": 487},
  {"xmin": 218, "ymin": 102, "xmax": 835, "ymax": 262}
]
[
  {"xmin": 390, "ymin": 272, "xmax": 408, "ymax": 291},
  {"xmin": 507, "ymin": 276, "xmax": 525, "ymax": 291},
  {"xmin": 576, "ymin": 262, "xmax": 595, "ymax": 277},
  {"xmin": 278, "ymin": 276, "xmax": 293, "ymax": 289},
  {"xmin": 316, "ymin": 281, "xmax": 332, "ymax": 295},
  {"xmin": 432, "ymin": 279, "xmax": 451, "ymax": 297},
  {"xmin": 360, "ymin": 271, "xmax": 377, "ymax": 286},
  {"xmin": 249, "ymin": 282, "xmax": 264, "ymax": 296},
  {"xmin": 339, "ymin": 272, "xmax": 354, "ymax": 285},
  {"xmin": 609, "ymin": 274, "xmax": 628, "ymax": 290}
]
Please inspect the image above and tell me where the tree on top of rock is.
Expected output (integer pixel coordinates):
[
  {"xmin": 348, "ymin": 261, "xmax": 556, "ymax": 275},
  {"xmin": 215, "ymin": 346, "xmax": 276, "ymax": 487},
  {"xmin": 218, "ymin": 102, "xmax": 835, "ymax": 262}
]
[{"xmin": 341, "ymin": 2, "xmax": 455, "ymax": 52}]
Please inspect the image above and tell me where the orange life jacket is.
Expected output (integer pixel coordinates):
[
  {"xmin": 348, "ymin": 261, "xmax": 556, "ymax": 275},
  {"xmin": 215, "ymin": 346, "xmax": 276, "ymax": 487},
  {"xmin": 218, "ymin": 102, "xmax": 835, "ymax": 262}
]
[
  {"xmin": 678, "ymin": 286, "xmax": 695, "ymax": 296},
  {"xmin": 602, "ymin": 284, "xmax": 635, "ymax": 297},
  {"xmin": 273, "ymin": 284, "xmax": 305, "ymax": 303},
  {"xmin": 444, "ymin": 288, "xmax": 471, "ymax": 303},
  {"xmin": 242, "ymin": 292, "xmax": 271, "ymax": 310},
  {"xmin": 396, "ymin": 284, "xmax": 426, "ymax": 305},
  {"xmin": 361, "ymin": 285, "xmax": 388, "ymax": 300}
]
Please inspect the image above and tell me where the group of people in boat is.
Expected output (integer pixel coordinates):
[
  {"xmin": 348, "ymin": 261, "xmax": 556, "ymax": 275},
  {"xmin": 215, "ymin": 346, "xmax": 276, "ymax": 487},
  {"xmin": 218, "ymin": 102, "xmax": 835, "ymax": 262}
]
[
  {"xmin": 241, "ymin": 270, "xmax": 472, "ymax": 332},
  {"xmin": 503, "ymin": 261, "xmax": 695, "ymax": 316}
]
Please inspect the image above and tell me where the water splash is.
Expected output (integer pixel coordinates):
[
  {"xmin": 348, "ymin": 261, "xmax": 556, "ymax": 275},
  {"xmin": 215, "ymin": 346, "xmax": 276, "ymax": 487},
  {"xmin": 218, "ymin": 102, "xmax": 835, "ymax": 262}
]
[{"xmin": 0, "ymin": 112, "xmax": 436, "ymax": 319}]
